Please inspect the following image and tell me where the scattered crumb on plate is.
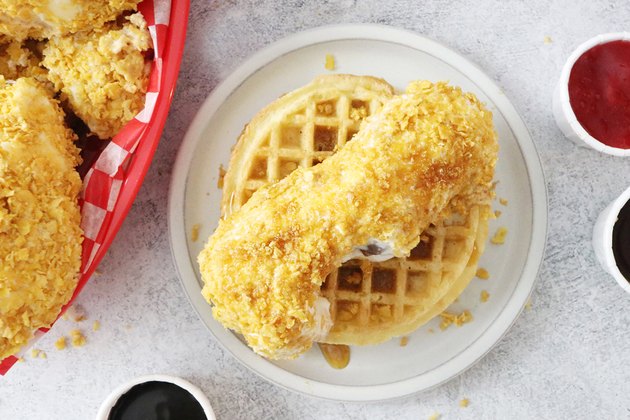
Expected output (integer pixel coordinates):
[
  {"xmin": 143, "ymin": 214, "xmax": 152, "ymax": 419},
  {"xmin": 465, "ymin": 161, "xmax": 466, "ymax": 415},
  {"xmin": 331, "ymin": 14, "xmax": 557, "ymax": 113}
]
[
  {"xmin": 218, "ymin": 164, "xmax": 226, "ymax": 189},
  {"xmin": 525, "ymin": 299, "xmax": 532, "ymax": 311},
  {"xmin": 399, "ymin": 336, "xmax": 409, "ymax": 347},
  {"xmin": 325, "ymin": 54, "xmax": 335, "ymax": 71},
  {"xmin": 494, "ymin": 209, "xmax": 502, "ymax": 218},
  {"xmin": 440, "ymin": 310, "xmax": 473, "ymax": 330},
  {"xmin": 93, "ymin": 320, "xmax": 101, "ymax": 332},
  {"xmin": 460, "ymin": 398, "xmax": 470, "ymax": 408},
  {"xmin": 480, "ymin": 290, "xmax": 490, "ymax": 303},
  {"xmin": 428, "ymin": 412, "xmax": 441, "ymax": 420},
  {"xmin": 476, "ymin": 267, "xmax": 490, "ymax": 280},
  {"xmin": 499, "ymin": 197, "xmax": 508, "ymax": 206},
  {"xmin": 491, "ymin": 227, "xmax": 508, "ymax": 244},
  {"xmin": 544, "ymin": 36, "xmax": 553, "ymax": 45},
  {"xmin": 191, "ymin": 224, "xmax": 201, "ymax": 242}
]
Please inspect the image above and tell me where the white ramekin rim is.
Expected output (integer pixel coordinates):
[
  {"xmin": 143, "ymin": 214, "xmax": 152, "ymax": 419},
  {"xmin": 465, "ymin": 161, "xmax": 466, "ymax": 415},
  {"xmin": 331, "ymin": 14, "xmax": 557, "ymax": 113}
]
[
  {"xmin": 556, "ymin": 32, "xmax": 630, "ymax": 157},
  {"xmin": 95, "ymin": 374, "xmax": 216, "ymax": 420}
]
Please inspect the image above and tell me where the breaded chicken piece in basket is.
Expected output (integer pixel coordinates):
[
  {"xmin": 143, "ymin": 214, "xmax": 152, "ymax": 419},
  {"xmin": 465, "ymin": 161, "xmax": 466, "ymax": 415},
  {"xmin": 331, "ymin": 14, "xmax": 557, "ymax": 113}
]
[
  {"xmin": 0, "ymin": 0, "xmax": 141, "ymax": 41},
  {"xmin": 43, "ymin": 13, "xmax": 152, "ymax": 139},
  {"xmin": 198, "ymin": 81, "xmax": 498, "ymax": 359},
  {"xmin": 0, "ymin": 77, "xmax": 82, "ymax": 359}
]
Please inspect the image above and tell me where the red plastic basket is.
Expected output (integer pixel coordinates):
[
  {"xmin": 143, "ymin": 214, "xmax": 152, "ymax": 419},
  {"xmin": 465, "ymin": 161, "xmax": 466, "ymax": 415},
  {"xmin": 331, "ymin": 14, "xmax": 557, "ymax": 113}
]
[{"xmin": 0, "ymin": 0, "xmax": 190, "ymax": 375}]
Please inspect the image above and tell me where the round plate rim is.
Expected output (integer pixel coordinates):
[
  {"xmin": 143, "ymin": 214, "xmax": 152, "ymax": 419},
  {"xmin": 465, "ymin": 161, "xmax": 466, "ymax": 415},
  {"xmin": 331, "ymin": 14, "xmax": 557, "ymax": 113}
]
[{"xmin": 168, "ymin": 23, "xmax": 548, "ymax": 402}]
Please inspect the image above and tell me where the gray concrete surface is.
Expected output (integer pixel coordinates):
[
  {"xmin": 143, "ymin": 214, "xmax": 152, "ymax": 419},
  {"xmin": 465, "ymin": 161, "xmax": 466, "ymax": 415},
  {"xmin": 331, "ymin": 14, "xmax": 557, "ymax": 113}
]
[{"xmin": 1, "ymin": 1, "xmax": 629, "ymax": 419}]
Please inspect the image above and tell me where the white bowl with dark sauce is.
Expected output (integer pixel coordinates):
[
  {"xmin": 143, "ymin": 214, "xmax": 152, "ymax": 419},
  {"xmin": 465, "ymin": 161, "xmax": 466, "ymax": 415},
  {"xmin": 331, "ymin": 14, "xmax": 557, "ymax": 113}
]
[
  {"xmin": 593, "ymin": 186, "xmax": 630, "ymax": 294},
  {"xmin": 96, "ymin": 375, "xmax": 215, "ymax": 420}
]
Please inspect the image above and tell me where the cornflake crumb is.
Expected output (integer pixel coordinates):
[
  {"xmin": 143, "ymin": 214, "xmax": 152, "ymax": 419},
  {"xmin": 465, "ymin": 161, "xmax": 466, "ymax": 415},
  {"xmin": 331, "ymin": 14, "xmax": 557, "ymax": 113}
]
[
  {"xmin": 480, "ymin": 290, "xmax": 490, "ymax": 303},
  {"xmin": 55, "ymin": 337, "xmax": 67, "ymax": 350},
  {"xmin": 93, "ymin": 320, "xmax": 101, "ymax": 331},
  {"xmin": 325, "ymin": 54, "xmax": 336, "ymax": 71},
  {"xmin": 17, "ymin": 357, "xmax": 24, "ymax": 363},
  {"xmin": 499, "ymin": 198, "xmax": 508, "ymax": 206},
  {"xmin": 476, "ymin": 268, "xmax": 490, "ymax": 280},
  {"xmin": 61, "ymin": 312, "xmax": 69, "ymax": 321},
  {"xmin": 494, "ymin": 210, "xmax": 502, "ymax": 218},
  {"xmin": 428, "ymin": 413, "xmax": 441, "ymax": 420},
  {"xmin": 525, "ymin": 299, "xmax": 532, "ymax": 311},
  {"xmin": 491, "ymin": 227, "xmax": 508, "ymax": 244},
  {"xmin": 349, "ymin": 108, "xmax": 367, "ymax": 121},
  {"xmin": 191, "ymin": 224, "xmax": 201, "ymax": 242},
  {"xmin": 69, "ymin": 330, "xmax": 86, "ymax": 347},
  {"xmin": 544, "ymin": 36, "xmax": 553, "ymax": 45},
  {"xmin": 94, "ymin": 268, "xmax": 102, "ymax": 276},
  {"xmin": 460, "ymin": 398, "xmax": 470, "ymax": 408},
  {"xmin": 217, "ymin": 165, "xmax": 226, "ymax": 189},
  {"xmin": 30, "ymin": 349, "xmax": 40, "ymax": 358},
  {"xmin": 440, "ymin": 310, "xmax": 473, "ymax": 330},
  {"xmin": 67, "ymin": 305, "xmax": 86, "ymax": 322},
  {"xmin": 39, "ymin": 351, "xmax": 47, "ymax": 359},
  {"xmin": 428, "ymin": 328, "xmax": 435, "ymax": 334},
  {"xmin": 399, "ymin": 336, "xmax": 409, "ymax": 347}
]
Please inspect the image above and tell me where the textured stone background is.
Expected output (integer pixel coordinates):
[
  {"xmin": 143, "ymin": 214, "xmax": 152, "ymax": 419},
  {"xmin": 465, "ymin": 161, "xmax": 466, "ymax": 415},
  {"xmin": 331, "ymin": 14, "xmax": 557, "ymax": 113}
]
[{"xmin": 2, "ymin": 1, "xmax": 630, "ymax": 419}]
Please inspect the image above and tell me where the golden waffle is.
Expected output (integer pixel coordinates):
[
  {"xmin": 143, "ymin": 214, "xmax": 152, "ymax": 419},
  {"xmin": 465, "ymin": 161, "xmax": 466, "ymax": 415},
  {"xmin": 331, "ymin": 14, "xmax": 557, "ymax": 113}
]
[
  {"xmin": 321, "ymin": 205, "xmax": 490, "ymax": 345},
  {"xmin": 221, "ymin": 74, "xmax": 395, "ymax": 216},
  {"xmin": 220, "ymin": 74, "xmax": 491, "ymax": 346}
]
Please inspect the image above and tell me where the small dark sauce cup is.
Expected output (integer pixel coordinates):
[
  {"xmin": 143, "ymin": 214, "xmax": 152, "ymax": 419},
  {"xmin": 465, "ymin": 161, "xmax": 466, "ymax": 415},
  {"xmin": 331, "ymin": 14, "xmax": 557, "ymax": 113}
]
[
  {"xmin": 97, "ymin": 375, "xmax": 215, "ymax": 420},
  {"xmin": 593, "ymin": 187, "xmax": 630, "ymax": 293}
]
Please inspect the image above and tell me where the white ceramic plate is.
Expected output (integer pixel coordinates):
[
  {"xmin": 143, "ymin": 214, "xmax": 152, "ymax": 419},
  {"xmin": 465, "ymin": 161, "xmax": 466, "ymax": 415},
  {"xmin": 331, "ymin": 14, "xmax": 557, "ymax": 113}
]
[{"xmin": 168, "ymin": 24, "xmax": 547, "ymax": 402}]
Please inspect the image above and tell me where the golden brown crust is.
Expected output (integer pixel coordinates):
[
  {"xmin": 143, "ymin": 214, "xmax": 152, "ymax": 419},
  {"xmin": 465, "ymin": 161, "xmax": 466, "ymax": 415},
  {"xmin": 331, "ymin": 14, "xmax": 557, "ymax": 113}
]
[
  {"xmin": 0, "ymin": 78, "xmax": 82, "ymax": 358},
  {"xmin": 0, "ymin": 0, "xmax": 141, "ymax": 40},
  {"xmin": 0, "ymin": 37, "xmax": 48, "ymax": 83},
  {"xmin": 42, "ymin": 13, "xmax": 151, "ymax": 139}
]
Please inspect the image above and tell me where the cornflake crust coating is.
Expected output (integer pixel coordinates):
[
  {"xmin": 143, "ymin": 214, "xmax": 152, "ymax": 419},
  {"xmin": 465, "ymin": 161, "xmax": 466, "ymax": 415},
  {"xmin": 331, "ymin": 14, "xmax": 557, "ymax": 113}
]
[
  {"xmin": 43, "ymin": 13, "xmax": 151, "ymax": 139},
  {"xmin": 198, "ymin": 81, "xmax": 498, "ymax": 360},
  {"xmin": 0, "ymin": 77, "xmax": 83, "ymax": 359},
  {"xmin": 0, "ymin": 0, "xmax": 141, "ymax": 41},
  {"xmin": 0, "ymin": 37, "xmax": 48, "ymax": 82}
]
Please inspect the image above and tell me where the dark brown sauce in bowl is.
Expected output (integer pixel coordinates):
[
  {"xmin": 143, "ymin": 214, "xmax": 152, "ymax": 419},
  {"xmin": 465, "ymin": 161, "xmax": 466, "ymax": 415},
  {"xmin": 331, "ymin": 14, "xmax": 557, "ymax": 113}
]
[
  {"xmin": 612, "ymin": 198, "xmax": 630, "ymax": 282},
  {"xmin": 108, "ymin": 381, "xmax": 207, "ymax": 420}
]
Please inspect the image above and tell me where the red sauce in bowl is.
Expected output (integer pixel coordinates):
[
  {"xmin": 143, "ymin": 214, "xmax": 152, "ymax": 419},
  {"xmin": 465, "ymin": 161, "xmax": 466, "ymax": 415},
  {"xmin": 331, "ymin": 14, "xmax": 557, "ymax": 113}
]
[{"xmin": 568, "ymin": 40, "xmax": 630, "ymax": 149}]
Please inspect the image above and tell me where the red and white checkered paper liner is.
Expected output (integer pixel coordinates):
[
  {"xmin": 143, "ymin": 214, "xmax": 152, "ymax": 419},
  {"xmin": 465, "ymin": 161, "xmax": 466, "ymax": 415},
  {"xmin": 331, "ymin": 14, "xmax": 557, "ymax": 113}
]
[{"xmin": 1, "ymin": 0, "xmax": 178, "ymax": 375}]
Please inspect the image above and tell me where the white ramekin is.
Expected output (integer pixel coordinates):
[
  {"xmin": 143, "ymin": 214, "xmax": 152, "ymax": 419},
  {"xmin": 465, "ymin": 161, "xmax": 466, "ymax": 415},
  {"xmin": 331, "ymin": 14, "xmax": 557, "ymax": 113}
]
[
  {"xmin": 552, "ymin": 32, "xmax": 630, "ymax": 157},
  {"xmin": 95, "ymin": 374, "xmax": 216, "ymax": 420},
  {"xmin": 592, "ymin": 186, "xmax": 630, "ymax": 294}
]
